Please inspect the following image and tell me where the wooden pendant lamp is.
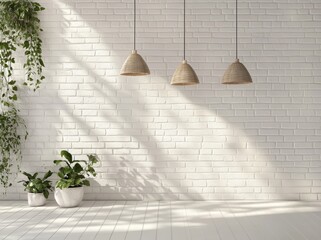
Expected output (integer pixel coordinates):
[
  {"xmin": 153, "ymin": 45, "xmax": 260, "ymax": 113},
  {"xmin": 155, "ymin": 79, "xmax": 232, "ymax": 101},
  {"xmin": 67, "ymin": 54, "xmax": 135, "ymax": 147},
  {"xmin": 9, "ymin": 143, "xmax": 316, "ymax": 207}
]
[
  {"xmin": 120, "ymin": 0, "xmax": 150, "ymax": 76},
  {"xmin": 171, "ymin": 0, "xmax": 199, "ymax": 85},
  {"xmin": 222, "ymin": 0, "xmax": 252, "ymax": 84}
]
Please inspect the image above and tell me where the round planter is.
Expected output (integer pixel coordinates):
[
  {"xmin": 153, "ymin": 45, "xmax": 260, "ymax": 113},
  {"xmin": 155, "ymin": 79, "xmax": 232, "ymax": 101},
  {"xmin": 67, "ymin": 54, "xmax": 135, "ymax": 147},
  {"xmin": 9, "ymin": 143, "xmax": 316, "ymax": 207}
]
[
  {"xmin": 54, "ymin": 186, "xmax": 84, "ymax": 208},
  {"xmin": 28, "ymin": 193, "xmax": 46, "ymax": 207}
]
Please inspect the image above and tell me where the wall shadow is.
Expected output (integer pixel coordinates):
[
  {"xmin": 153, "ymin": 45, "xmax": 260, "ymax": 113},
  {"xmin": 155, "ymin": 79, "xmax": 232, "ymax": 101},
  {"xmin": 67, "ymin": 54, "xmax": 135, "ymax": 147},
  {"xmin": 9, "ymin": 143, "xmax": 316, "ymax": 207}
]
[{"xmin": 4, "ymin": 0, "xmax": 320, "ymax": 201}]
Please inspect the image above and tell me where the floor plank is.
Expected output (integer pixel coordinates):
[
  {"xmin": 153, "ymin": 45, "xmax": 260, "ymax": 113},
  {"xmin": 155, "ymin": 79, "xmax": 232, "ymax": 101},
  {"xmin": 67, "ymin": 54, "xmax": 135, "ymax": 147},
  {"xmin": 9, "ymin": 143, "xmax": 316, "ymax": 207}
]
[
  {"xmin": 94, "ymin": 201, "xmax": 126, "ymax": 240},
  {"xmin": 141, "ymin": 202, "xmax": 159, "ymax": 240},
  {"xmin": 125, "ymin": 201, "xmax": 148, "ymax": 240},
  {"xmin": 0, "ymin": 201, "xmax": 320, "ymax": 240},
  {"xmin": 156, "ymin": 201, "xmax": 172, "ymax": 240},
  {"xmin": 171, "ymin": 201, "xmax": 189, "ymax": 240}
]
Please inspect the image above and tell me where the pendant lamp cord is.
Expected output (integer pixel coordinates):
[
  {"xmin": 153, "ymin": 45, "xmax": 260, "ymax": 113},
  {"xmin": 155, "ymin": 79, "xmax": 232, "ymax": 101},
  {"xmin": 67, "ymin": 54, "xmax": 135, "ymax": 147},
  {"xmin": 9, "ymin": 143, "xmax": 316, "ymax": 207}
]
[
  {"xmin": 236, "ymin": 0, "xmax": 238, "ymax": 59},
  {"xmin": 184, "ymin": 0, "xmax": 186, "ymax": 60},
  {"xmin": 134, "ymin": 0, "xmax": 136, "ymax": 50}
]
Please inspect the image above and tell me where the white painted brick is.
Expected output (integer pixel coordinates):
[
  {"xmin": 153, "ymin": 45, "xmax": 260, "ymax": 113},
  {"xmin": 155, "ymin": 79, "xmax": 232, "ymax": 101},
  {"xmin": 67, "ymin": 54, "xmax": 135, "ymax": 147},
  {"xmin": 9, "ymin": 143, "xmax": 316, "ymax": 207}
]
[{"xmin": 5, "ymin": 0, "xmax": 320, "ymax": 201}]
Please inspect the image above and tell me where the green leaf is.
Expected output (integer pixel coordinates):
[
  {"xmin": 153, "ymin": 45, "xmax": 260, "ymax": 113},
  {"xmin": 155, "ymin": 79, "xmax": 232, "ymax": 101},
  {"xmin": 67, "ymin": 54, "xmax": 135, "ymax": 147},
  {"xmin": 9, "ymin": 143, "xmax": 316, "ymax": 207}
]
[
  {"xmin": 53, "ymin": 160, "xmax": 63, "ymax": 165},
  {"xmin": 22, "ymin": 171, "xmax": 33, "ymax": 180},
  {"xmin": 60, "ymin": 150, "xmax": 72, "ymax": 163},
  {"xmin": 43, "ymin": 190, "xmax": 49, "ymax": 199},
  {"xmin": 63, "ymin": 168, "xmax": 72, "ymax": 176},
  {"xmin": 73, "ymin": 163, "xmax": 83, "ymax": 173},
  {"xmin": 8, "ymin": 80, "xmax": 16, "ymax": 85},
  {"xmin": 57, "ymin": 172, "xmax": 65, "ymax": 179},
  {"xmin": 43, "ymin": 170, "xmax": 52, "ymax": 180},
  {"xmin": 82, "ymin": 179, "xmax": 90, "ymax": 186},
  {"xmin": 23, "ymin": 41, "xmax": 29, "ymax": 48},
  {"xmin": 74, "ymin": 177, "xmax": 82, "ymax": 185},
  {"xmin": 56, "ymin": 179, "xmax": 72, "ymax": 189},
  {"xmin": 54, "ymin": 160, "xmax": 71, "ymax": 168},
  {"xmin": 88, "ymin": 154, "xmax": 99, "ymax": 164},
  {"xmin": 39, "ymin": 59, "xmax": 44, "ymax": 67}
]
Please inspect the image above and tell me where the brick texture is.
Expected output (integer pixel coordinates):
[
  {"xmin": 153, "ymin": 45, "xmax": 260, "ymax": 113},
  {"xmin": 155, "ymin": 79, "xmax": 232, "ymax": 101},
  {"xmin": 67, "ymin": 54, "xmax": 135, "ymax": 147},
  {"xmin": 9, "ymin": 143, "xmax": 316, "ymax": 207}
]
[{"xmin": 2, "ymin": 0, "xmax": 321, "ymax": 200}]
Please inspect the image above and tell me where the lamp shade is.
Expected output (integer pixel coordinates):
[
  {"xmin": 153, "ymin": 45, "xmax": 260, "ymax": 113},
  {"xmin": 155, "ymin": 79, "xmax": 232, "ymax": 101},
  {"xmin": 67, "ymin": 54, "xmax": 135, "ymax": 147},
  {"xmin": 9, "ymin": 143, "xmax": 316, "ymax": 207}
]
[
  {"xmin": 120, "ymin": 50, "xmax": 150, "ymax": 76},
  {"xmin": 171, "ymin": 60, "xmax": 199, "ymax": 85},
  {"xmin": 222, "ymin": 59, "xmax": 252, "ymax": 84}
]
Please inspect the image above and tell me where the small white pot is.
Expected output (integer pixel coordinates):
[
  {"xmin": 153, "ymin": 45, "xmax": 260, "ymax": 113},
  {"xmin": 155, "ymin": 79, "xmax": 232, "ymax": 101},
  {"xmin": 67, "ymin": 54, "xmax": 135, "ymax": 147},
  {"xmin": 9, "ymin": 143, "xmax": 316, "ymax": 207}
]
[
  {"xmin": 28, "ymin": 193, "xmax": 46, "ymax": 207},
  {"xmin": 54, "ymin": 186, "xmax": 84, "ymax": 208}
]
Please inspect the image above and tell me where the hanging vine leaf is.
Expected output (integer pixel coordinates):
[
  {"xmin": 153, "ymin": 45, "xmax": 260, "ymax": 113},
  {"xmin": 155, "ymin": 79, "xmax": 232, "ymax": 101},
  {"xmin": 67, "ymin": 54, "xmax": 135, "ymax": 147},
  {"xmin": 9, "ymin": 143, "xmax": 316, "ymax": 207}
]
[
  {"xmin": 0, "ymin": 0, "xmax": 45, "ymax": 105},
  {"xmin": 0, "ymin": 107, "xmax": 27, "ymax": 188},
  {"xmin": 0, "ymin": 0, "xmax": 45, "ymax": 189}
]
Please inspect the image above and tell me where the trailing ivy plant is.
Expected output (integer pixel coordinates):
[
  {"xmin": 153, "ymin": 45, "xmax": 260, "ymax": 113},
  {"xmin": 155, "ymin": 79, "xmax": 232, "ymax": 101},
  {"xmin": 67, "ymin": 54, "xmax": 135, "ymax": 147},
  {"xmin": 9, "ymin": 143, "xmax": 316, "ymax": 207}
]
[
  {"xmin": 0, "ymin": 107, "xmax": 27, "ymax": 188},
  {"xmin": 0, "ymin": 0, "xmax": 45, "ymax": 189},
  {"xmin": 0, "ymin": 0, "xmax": 45, "ymax": 105}
]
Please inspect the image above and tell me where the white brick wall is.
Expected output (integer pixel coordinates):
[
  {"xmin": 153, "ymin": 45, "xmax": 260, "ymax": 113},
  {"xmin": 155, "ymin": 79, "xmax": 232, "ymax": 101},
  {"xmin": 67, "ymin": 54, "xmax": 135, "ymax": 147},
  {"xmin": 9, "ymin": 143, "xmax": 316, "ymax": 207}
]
[{"xmin": 2, "ymin": 0, "xmax": 321, "ymax": 200}]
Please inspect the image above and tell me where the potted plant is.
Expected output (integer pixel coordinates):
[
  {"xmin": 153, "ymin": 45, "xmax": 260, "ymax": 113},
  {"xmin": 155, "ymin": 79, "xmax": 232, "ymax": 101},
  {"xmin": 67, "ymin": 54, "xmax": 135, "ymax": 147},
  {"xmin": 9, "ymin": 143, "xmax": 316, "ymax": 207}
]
[
  {"xmin": 54, "ymin": 150, "xmax": 99, "ymax": 208},
  {"xmin": 19, "ymin": 170, "xmax": 53, "ymax": 207}
]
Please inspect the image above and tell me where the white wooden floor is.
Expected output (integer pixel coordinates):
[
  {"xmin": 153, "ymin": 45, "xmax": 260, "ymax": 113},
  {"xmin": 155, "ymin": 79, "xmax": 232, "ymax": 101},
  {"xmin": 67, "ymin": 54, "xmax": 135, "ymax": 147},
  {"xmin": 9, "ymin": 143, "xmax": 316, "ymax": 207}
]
[{"xmin": 0, "ymin": 201, "xmax": 321, "ymax": 240}]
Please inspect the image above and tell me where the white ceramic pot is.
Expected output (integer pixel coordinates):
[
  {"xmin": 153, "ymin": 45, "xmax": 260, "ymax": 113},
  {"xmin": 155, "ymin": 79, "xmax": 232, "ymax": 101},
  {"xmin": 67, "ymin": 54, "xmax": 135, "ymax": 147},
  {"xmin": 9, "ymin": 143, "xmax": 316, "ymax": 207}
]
[
  {"xmin": 54, "ymin": 186, "xmax": 84, "ymax": 208},
  {"xmin": 28, "ymin": 193, "xmax": 46, "ymax": 207}
]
